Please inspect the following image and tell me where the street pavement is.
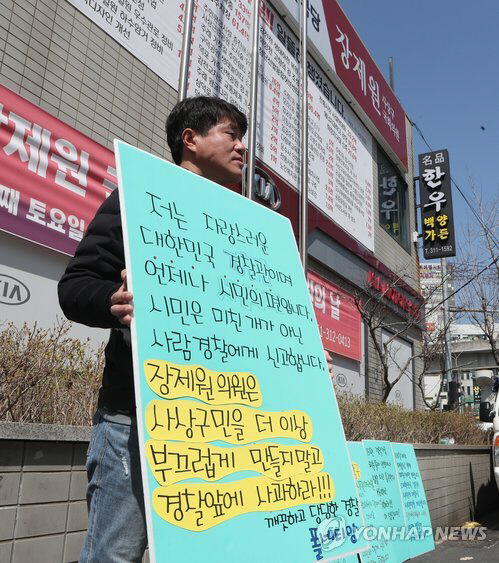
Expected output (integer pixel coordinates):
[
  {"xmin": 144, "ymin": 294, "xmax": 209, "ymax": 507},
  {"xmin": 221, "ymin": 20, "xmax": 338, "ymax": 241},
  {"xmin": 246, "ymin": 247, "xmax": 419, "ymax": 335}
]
[{"xmin": 413, "ymin": 510, "xmax": 499, "ymax": 562}]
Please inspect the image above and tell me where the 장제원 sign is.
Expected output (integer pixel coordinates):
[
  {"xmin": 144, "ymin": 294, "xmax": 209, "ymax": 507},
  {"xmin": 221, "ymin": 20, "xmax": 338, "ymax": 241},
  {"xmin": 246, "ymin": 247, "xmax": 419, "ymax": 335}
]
[{"xmin": 0, "ymin": 84, "xmax": 115, "ymax": 255}]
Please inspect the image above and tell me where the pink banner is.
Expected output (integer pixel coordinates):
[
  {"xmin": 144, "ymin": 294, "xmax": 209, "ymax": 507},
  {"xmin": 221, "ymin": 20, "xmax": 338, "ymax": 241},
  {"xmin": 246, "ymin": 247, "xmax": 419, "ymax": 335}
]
[
  {"xmin": 323, "ymin": 1, "xmax": 408, "ymax": 169},
  {"xmin": 0, "ymin": 85, "xmax": 116, "ymax": 255},
  {"xmin": 307, "ymin": 270, "xmax": 361, "ymax": 361}
]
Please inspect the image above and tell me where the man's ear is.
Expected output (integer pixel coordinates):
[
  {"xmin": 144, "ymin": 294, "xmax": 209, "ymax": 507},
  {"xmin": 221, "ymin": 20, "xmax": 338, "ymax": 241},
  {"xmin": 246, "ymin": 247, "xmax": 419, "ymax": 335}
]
[{"xmin": 181, "ymin": 128, "xmax": 197, "ymax": 155}]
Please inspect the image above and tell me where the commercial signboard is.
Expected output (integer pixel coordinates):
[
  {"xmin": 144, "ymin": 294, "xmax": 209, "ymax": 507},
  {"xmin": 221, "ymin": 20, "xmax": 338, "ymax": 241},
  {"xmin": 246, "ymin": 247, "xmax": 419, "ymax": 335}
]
[
  {"xmin": 67, "ymin": 0, "xmax": 183, "ymax": 89},
  {"xmin": 0, "ymin": 231, "xmax": 107, "ymax": 344},
  {"xmin": 66, "ymin": 0, "xmax": 419, "ymax": 254},
  {"xmin": 188, "ymin": 0, "xmax": 375, "ymax": 251},
  {"xmin": 0, "ymin": 85, "xmax": 115, "ymax": 255},
  {"xmin": 307, "ymin": 270, "xmax": 361, "ymax": 361},
  {"xmin": 115, "ymin": 140, "xmax": 368, "ymax": 561},
  {"xmin": 279, "ymin": 0, "xmax": 408, "ymax": 170},
  {"xmin": 418, "ymin": 149, "xmax": 456, "ymax": 259},
  {"xmin": 378, "ymin": 147, "xmax": 407, "ymax": 246},
  {"xmin": 367, "ymin": 270, "xmax": 421, "ymax": 321}
]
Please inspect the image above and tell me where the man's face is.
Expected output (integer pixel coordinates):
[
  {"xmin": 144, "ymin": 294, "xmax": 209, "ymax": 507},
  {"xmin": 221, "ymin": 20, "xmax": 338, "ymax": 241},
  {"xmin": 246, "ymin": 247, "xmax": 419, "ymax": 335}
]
[{"xmin": 191, "ymin": 118, "xmax": 245, "ymax": 184}]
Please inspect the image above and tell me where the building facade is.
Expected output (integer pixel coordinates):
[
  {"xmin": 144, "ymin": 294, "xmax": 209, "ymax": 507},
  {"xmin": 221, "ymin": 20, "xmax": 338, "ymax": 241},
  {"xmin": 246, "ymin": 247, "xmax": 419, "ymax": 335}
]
[{"xmin": 0, "ymin": 0, "xmax": 423, "ymax": 408}]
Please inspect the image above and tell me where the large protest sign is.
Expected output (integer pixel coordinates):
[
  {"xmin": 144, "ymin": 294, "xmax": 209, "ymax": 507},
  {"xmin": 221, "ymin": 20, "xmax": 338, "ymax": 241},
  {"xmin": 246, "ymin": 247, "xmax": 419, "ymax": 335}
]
[
  {"xmin": 115, "ymin": 140, "xmax": 367, "ymax": 561},
  {"xmin": 391, "ymin": 443, "xmax": 434, "ymax": 558}
]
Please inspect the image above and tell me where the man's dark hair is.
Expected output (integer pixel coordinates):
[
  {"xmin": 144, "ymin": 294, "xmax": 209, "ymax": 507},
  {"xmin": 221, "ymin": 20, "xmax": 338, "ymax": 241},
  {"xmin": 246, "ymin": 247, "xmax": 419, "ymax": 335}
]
[{"xmin": 166, "ymin": 96, "xmax": 247, "ymax": 164}]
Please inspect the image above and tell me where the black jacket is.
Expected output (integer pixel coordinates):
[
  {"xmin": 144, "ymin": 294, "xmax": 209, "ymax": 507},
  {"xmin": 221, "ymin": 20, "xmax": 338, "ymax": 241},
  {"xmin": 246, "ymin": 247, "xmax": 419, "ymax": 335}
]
[{"xmin": 58, "ymin": 190, "xmax": 135, "ymax": 413}]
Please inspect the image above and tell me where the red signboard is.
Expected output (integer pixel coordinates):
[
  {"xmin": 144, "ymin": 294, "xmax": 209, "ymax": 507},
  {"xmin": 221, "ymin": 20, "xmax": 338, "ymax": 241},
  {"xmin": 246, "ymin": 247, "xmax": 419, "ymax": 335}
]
[
  {"xmin": 307, "ymin": 270, "xmax": 361, "ymax": 361},
  {"xmin": 367, "ymin": 270, "xmax": 421, "ymax": 320},
  {"xmin": 0, "ymin": 85, "xmax": 116, "ymax": 255},
  {"xmin": 322, "ymin": 1, "xmax": 408, "ymax": 169}
]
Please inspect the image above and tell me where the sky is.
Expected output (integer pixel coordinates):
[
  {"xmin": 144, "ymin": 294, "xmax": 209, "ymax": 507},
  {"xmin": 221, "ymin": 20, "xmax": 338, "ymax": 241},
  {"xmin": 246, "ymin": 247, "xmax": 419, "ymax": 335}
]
[{"xmin": 339, "ymin": 0, "xmax": 499, "ymax": 255}]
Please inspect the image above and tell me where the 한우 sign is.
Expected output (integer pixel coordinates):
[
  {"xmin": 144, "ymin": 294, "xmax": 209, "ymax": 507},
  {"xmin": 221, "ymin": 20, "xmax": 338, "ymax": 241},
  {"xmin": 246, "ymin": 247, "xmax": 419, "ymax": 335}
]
[{"xmin": 418, "ymin": 149, "xmax": 456, "ymax": 259}]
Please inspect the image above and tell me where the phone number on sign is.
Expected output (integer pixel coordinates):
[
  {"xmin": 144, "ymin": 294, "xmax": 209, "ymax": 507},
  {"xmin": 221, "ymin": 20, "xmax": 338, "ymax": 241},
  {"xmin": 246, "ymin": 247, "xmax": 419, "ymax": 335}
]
[
  {"xmin": 319, "ymin": 327, "xmax": 351, "ymax": 349},
  {"xmin": 425, "ymin": 245, "xmax": 454, "ymax": 254}
]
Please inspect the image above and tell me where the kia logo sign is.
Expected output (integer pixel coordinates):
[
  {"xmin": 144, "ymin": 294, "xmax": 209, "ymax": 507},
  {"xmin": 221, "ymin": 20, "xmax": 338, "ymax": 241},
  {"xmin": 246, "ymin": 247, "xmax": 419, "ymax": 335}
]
[
  {"xmin": 244, "ymin": 165, "xmax": 281, "ymax": 210},
  {"xmin": 0, "ymin": 274, "xmax": 30, "ymax": 305},
  {"xmin": 336, "ymin": 373, "xmax": 347, "ymax": 388}
]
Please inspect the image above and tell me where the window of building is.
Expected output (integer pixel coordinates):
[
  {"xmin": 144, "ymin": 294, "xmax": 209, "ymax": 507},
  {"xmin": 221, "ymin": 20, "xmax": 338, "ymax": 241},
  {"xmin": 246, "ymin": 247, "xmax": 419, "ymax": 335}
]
[{"xmin": 377, "ymin": 147, "xmax": 409, "ymax": 250}]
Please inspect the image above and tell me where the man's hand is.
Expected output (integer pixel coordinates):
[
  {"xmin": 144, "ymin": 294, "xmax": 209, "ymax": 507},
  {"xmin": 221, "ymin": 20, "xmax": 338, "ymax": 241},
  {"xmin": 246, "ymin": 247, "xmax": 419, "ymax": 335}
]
[
  {"xmin": 325, "ymin": 350, "xmax": 334, "ymax": 379},
  {"xmin": 110, "ymin": 269, "xmax": 133, "ymax": 326}
]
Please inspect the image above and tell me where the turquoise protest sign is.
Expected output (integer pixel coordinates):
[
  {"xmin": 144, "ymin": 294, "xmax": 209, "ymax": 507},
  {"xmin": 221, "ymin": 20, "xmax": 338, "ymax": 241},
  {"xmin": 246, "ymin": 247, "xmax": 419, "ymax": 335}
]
[
  {"xmin": 362, "ymin": 440, "xmax": 406, "ymax": 560},
  {"xmin": 115, "ymin": 140, "xmax": 368, "ymax": 562},
  {"xmin": 347, "ymin": 442, "xmax": 397, "ymax": 563},
  {"xmin": 391, "ymin": 443, "xmax": 435, "ymax": 558}
]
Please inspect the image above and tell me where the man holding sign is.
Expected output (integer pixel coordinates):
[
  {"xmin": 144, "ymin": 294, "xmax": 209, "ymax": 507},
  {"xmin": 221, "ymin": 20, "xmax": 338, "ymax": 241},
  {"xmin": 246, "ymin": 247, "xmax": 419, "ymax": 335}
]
[{"xmin": 58, "ymin": 97, "xmax": 247, "ymax": 562}]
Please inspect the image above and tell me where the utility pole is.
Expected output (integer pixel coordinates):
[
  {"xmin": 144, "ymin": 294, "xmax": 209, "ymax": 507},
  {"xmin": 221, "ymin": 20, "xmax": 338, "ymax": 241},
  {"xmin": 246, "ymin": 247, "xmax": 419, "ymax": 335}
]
[
  {"xmin": 388, "ymin": 56, "xmax": 394, "ymax": 91},
  {"xmin": 441, "ymin": 258, "xmax": 456, "ymax": 409}
]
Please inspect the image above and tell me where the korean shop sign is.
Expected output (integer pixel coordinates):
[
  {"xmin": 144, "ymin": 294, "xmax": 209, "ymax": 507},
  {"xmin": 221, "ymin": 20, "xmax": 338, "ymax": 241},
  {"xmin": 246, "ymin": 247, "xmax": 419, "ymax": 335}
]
[
  {"xmin": 0, "ymin": 85, "xmax": 116, "ymax": 256},
  {"xmin": 418, "ymin": 149, "xmax": 456, "ymax": 259},
  {"xmin": 307, "ymin": 270, "xmax": 362, "ymax": 361}
]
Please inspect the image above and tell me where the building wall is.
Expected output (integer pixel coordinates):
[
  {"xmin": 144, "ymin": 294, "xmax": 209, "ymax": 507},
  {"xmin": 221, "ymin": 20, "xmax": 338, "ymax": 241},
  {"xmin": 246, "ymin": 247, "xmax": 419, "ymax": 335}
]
[
  {"xmin": 0, "ymin": 0, "xmax": 176, "ymax": 161},
  {"xmin": 1, "ymin": 0, "xmax": 423, "ymax": 407},
  {"xmin": 372, "ymin": 114, "xmax": 419, "ymax": 294},
  {"xmin": 415, "ymin": 444, "xmax": 499, "ymax": 529},
  {"xmin": 1, "ymin": 426, "xmax": 496, "ymax": 562},
  {"xmin": 311, "ymin": 254, "xmax": 424, "ymax": 409},
  {"xmin": 0, "ymin": 425, "xmax": 89, "ymax": 563}
]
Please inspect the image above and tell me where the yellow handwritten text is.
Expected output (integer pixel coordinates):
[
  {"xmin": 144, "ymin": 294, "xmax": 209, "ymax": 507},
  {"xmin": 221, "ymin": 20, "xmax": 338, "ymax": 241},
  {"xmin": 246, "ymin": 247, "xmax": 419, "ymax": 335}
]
[
  {"xmin": 146, "ymin": 440, "xmax": 324, "ymax": 485},
  {"xmin": 153, "ymin": 473, "xmax": 334, "ymax": 530},
  {"xmin": 144, "ymin": 360, "xmax": 262, "ymax": 406},
  {"xmin": 146, "ymin": 400, "xmax": 312, "ymax": 443},
  {"xmin": 352, "ymin": 461, "xmax": 361, "ymax": 480}
]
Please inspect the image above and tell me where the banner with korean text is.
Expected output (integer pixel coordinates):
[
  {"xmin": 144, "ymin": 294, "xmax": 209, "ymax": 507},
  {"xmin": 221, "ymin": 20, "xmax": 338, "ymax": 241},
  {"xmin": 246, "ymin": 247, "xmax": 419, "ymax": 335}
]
[
  {"xmin": 67, "ymin": 0, "xmax": 183, "ymax": 88},
  {"xmin": 418, "ymin": 149, "xmax": 456, "ymax": 259},
  {"xmin": 68, "ymin": 0, "xmax": 385, "ymax": 253},
  {"xmin": 188, "ymin": 0, "xmax": 375, "ymax": 251},
  {"xmin": 307, "ymin": 270, "xmax": 361, "ymax": 361},
  {"xmin": 279, "ymin": 0, "xmax": 407, "ymax": 170},
  {"xmin": 115, "ymin": 140, "xmax": 368, "ymax": 561},
  {"xmin": 0, "ymin": 85, "xmax": 116, "ymax": 255}
]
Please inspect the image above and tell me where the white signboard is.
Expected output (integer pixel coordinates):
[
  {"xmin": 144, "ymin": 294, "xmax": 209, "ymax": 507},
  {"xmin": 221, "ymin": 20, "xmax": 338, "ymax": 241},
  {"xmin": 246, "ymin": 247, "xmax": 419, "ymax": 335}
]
[
  {"xmin": 307, "ymin": 82, "xmax": 373, "ymax": 250},
  {"xmin": 67, "ymin": 0, "xmax": 183, "ymax": 89},
  {"xmin": 278, "ymin": 0, "xmax": 336, "ymax": 73},
  {"xmin": 70, "ymin": 0, "xmax": 375, "ymax": 251},
  {"xmin": 188, "ymin": 0, "xmax": 374, "ymax": 251},
  {"xmin": 187, "ymin": 0, "xmax": 252, "ymax": 111}
]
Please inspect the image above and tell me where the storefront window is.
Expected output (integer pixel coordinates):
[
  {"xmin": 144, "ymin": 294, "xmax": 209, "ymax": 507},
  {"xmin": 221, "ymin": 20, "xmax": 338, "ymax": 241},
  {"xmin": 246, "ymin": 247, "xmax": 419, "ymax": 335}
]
[{"xmin": 378, "ymin": 147, "xmax": 409, "ymax": 250}]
